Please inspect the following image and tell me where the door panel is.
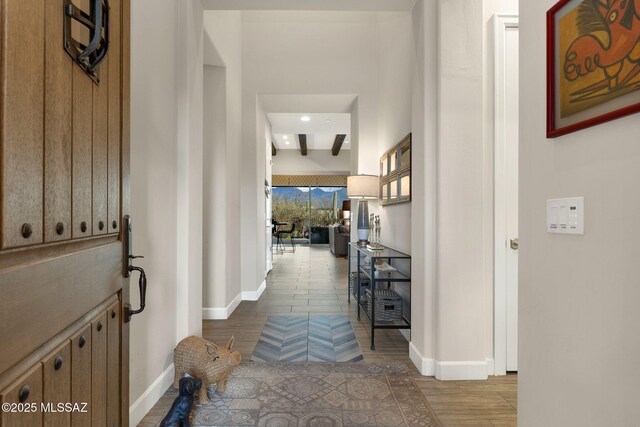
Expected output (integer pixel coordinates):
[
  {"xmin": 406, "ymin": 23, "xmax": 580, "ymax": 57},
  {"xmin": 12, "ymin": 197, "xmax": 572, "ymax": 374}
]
[
  {"xmin": 0, "ymin": 365, "xmax": 43, "ymax": 427},
  {"xmin": 93, "ymin": 62, "xmax": 109, "ymax": 236},
  {"xmin": 0, "ymin": 0, "xmax": 45, "ymax": 249},
  {"xmin": 107, "ymin": 302, "xmax": 121, "ymax": 426},
  {"xmin": 72, "ymin": 64, "xmax": 95, "ymax": 239},
  {"xmin": 108, "ymin": 0, "xmax": 122, "ymax": 235},
  {"xmin": 43, "ymin": 342, "xmax": 71, "ymax": 427},
  {"xmin": 91, "ymin": 312, "xmax": 108, "ymax": 426},
  {"xmin": 0, "ymin": 0, "xmax": 131, "ymax": 425},
  {"xmin": 0, "ymin": 245, "xmax": 120, "ymax": 371},
  {"xmin": 70, "ymin": 326, "xmax": 92, "ymax": 427},
  {"xmin": 44, "ymin": 0, "xmax": 73, "ymax": 243}
]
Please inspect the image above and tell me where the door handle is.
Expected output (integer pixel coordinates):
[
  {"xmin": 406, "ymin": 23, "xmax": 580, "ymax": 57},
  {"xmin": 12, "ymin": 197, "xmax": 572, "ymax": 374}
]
[
  {"xmin": 123, "ymin": 215, "xmax": 148, "ymax": 323},
  {"xmin": 510, "ymin": 238, "xmax": 519, "ymax": 251},
  {"xmin": 124, "ymin": 264, "xmax": 147, "ymax": 323}
]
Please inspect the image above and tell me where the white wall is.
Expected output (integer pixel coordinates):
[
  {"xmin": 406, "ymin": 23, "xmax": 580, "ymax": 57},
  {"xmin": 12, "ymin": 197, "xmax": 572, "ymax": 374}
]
[
  {"xmin": 433, "ymin": 0, "xmax": 487, "ymax": 379},
  {"xmin": 273, "ymin": 149, "xmax": 351, "ymax": 176},
  {"xmin": 175, "ymin": 0, "xmax": 204, "ymax": 341},
  {"xmin": 129, "ymin": 0, "xmax": 178, "ymax": 422},
  {"xmin": 408, "ymin": 0, "xmax": 438, "ymax": 377},
  {"xmin": 202, "ymin": 12, "xmax": 243, "ymax": 318},
  {"xmin": 129, "ymin": 2, "xmax": 179, "ymax": 421},
  {"xmin": 375, "ymin": 11, "xmax": 414, "ymax": 342},
  {"xmin": 519, "ymin": 1, "xmax": 640, "ymax": 425},
  {"xmin": 203, "ymin": 65, "xmax": 232, "ymax": 318},
  {"xmin": 408, "ymin": 0, "xmax": 518, "ymax": 380},
  {"xmin": 129, "ymin": 1, "xmax": 204, "ymax": 424},
  {"xmin": 376, "ymin": 12, "xmax": 414, "ymax": 255}
]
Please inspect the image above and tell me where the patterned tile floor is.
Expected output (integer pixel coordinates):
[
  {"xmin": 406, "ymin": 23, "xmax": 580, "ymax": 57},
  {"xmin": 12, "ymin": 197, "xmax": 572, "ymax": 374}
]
[
  {"xmin": 139, "ymin": 245, "xmax": 517, "ymax": 427},
  {"xmin": 191, "ymin": 363, "xmax": 440, "ymax": 427},
  {"xmin": 251, "ymin": 315, "xmax": 364, "ymax": 363}
]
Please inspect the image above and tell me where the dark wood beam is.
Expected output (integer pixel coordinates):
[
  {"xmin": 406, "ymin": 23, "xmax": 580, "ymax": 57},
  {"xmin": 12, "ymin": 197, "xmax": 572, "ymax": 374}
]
[
  {"xmin": 332, "ymin": 134, "xmax": 347, "ymax": 156},
  {"xmin": 271, "ymin": 142, "xmax": 277, "ymax": 156},
  {"xmin": 298, "ymin": 134, "xmax": 307, "ymax": 156}
]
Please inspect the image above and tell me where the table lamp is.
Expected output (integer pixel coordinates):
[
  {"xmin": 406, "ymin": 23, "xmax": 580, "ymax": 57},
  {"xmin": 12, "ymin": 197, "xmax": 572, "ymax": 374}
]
[{"xmin": 347, "ymin": 175, "xmax": 379, "ymax": 246}]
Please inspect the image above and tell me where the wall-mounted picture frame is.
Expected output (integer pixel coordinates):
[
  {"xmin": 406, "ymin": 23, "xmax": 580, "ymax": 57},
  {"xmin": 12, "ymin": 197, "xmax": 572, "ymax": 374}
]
[
  {"xmin": 379, "ymin": 133, "xmax": 411, "ymax": 206},
  {"xmin": 547, "ymin": 0, "xmax": 640, "ymax": 138}
]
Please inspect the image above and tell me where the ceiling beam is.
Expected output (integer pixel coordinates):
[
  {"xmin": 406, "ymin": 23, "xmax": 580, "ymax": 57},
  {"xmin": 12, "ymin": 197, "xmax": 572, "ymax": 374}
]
[
  {"xmin": 332, "ymin": 134, "xmax": 347, "ymax": 156},
  {"xmin": 271, "ymin": 142, "xmax": 277, "ymax": 156},
  {"xmin": 298, "ymin": 134, "xmax": 307, "ymax": 156}
]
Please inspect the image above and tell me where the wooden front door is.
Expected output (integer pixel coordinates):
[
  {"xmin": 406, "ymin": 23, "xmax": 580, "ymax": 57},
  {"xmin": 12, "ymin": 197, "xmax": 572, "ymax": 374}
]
[{"xmin": 0, "ymin": 0, "xmax": 131, "ymax": 425}]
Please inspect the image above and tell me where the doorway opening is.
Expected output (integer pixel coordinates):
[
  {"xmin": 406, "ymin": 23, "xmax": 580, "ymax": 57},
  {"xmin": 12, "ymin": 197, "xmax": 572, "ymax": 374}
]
[{"xmin": 272, "ymin": 185, "xmax": 349, "ymax": 247}]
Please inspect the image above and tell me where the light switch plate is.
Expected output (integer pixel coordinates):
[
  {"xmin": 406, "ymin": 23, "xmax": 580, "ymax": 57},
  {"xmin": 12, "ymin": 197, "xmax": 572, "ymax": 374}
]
[{"xmin": 547, "ymin": 197, "xmax": 584, "ymax": 235}]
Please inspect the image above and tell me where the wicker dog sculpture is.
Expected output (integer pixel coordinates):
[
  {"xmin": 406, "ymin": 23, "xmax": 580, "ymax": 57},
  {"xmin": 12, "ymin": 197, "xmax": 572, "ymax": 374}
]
[{"xmin": 173, "ymin": 336, "xmax": 241, "ymax": 404}]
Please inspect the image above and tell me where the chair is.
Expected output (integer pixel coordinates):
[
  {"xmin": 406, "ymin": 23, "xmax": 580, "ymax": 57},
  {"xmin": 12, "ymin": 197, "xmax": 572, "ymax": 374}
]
[{"xmin": 276, "ymin": 223, "xmax": 296, "ymax": 253}]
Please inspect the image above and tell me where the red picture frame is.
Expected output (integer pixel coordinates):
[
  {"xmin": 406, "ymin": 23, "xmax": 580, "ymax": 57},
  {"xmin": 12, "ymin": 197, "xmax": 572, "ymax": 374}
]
[{"xmin": 547, "ymin": 0, "xmax": 640, "ymax": 138}]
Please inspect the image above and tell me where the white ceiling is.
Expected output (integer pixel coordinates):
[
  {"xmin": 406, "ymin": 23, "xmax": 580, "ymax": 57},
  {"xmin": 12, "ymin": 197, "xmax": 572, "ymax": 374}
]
[
  {"xmin": 268, "ymin": 113, "xmax": 350, "ymax": 151},
  {"xmin": 202, "ymin": 0, "xmax": 416, "ymax": 12},
  {"xmin": 260, "ymin": 94, "xmax": 357, "ymax": 114}
]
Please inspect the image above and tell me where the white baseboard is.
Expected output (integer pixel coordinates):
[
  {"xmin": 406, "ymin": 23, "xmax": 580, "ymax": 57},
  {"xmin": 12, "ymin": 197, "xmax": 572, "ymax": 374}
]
[
  {"xmin": 202, "ymin": 279, "xmax": 266, "ymax": 320},
  {"xmin": 129, "ymin": 363, "xmax": 175, "ymax": 426},
  {"xmin": 202, "ymin": 292, "xmax": 242, "ymax": 320},
  {"xmin": 242, "ymin": 280, "xmax": 266, "ymax": 301},
  {"xmin": 435, "ymin": 360, "xmax": 489, "ymax": 380},
  {"xmin": 409, "ymin": 342, "xmax": 435, "ymax": 376},
  {"xmin": 486, "ymin": 358, "xmax": 495, "ymax": 376}
]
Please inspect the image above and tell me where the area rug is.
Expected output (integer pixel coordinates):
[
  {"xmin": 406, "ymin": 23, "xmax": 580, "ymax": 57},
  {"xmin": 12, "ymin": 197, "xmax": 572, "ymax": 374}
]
[
  {"xmin": 251, "ymin": 316, "xmax": 364, "ymax": 363},
  {"xmin": 192, "ymin": 362, "xmax": 441, "ymax": 427}
]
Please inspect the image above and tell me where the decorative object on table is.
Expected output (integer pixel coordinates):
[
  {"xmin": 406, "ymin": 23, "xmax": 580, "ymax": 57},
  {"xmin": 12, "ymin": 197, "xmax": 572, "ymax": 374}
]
[
  {"xmin": 380, "ymin": 133, "xmax": 411, "ymax": 206},
  {"xmin": 173, "ymin": 336, "xmax": 241, "ymax": 404},
  {"xmin": 374, "ymin": 259, "xmax": 397, "ymax": 273},
  {"xmin": 264, "ymin": 179, "xmax": 271, "ymax": 198},
  {"xmin": 368, "ymin": 215, "xmax": 383, "ymax": 250},
  {"xmin": 347, "ymin": 174, "xmax": 379, "ymax": 246},
  {"xmin": 546, "ymin": 0, "xmax": 640, "ymax": 138},
  {"xmin": 365, "ymin": 288, "xmax": 403, "ymax": 322},
  {"xmin": 160, "ymin": 375, "xmax": 202, "ymax": 427},
  {"xmin": 369, "ymin": 214, "xmax": 375, "ymax": 240}
]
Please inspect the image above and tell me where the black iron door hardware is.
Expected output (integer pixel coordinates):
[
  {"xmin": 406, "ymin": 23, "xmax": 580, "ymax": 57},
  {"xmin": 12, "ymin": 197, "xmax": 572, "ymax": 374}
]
[
  {"xmin": 64, "ymin": 0, "xmax": 110, "ymax": 84},
  {"xmin": 123, "ymin": 215, "xmax": 147, "ymax": 323}
]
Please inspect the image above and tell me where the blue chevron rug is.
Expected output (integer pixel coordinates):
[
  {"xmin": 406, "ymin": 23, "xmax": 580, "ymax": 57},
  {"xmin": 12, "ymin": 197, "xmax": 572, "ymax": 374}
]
[{"xmin": 251, "ymin": 315, "xmax": 364, "ymax": 363}]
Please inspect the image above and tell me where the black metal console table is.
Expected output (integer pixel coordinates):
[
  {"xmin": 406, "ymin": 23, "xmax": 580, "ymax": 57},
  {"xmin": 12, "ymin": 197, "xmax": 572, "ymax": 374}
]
[{"xmin": 348, "ymin": 242, "xmax": 411, "ymax": 350}]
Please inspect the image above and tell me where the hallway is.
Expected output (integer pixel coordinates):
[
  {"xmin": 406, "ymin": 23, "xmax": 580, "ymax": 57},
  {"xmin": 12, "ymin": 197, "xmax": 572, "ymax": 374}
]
[
  {"xmin": 139, "ymin": 246, "xmax": 517, "ymax": 426},
  {"xmin": 207, "ymin": 245, "xmax": 410, "ymax": 363}
]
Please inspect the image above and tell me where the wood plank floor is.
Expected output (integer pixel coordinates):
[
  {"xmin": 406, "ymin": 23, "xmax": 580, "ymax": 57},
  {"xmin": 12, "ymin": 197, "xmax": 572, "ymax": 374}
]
[{"xmin": 138, "ymin": 245, "xmax": 517, "ymax": 426}]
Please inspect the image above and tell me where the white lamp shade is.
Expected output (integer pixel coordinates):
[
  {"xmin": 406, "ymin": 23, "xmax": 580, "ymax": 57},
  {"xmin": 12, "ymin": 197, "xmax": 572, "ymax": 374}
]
[{"xmin": 347, "ymin": 175, "xmax": 378, "ymax": 199}]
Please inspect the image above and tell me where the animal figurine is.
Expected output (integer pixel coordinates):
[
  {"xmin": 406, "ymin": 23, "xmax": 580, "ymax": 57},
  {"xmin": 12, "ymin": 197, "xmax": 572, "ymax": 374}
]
[
  {"xmin": 564, "ymin": 0, "xmax": 640, "ymax": 93},
  {"xmin": 160, "ymin": 375, "xmax": 202, "ymax": 427},
  {"xmin": 173, "ymin": 336, "xmax": 241, "ymax": 404}
]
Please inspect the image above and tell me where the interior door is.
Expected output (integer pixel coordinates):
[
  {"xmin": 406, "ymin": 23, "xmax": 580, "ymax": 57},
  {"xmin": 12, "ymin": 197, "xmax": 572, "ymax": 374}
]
[
  {"xmin": 505, "ymin": 24, "xmax": 519, "ymax": 372},
  {"xmin": 266, "ymin": 138, "xmax": 273, "ymax": 273},
  {"xmin": 0, "ymin": 0, "xmax": 131, "ymax": 425}
]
